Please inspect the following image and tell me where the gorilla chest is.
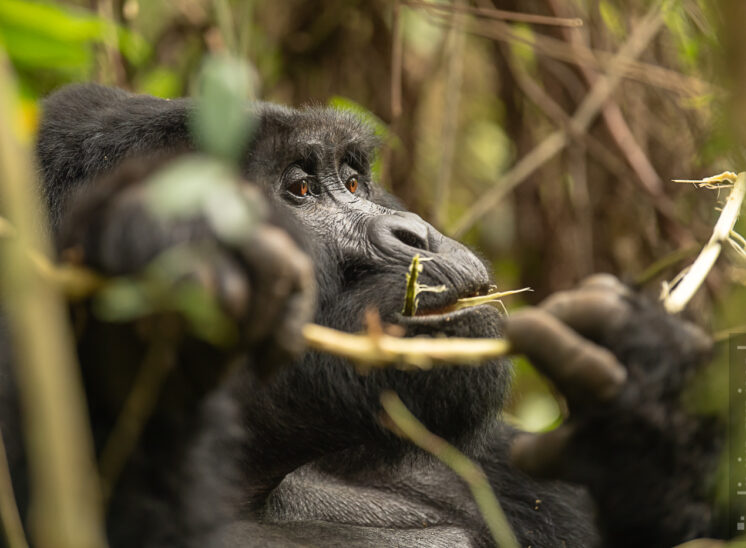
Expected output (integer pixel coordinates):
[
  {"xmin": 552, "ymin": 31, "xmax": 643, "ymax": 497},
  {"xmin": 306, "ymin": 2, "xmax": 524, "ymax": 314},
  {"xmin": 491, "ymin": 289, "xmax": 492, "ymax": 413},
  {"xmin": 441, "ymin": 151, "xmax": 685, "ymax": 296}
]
[{"xmin": 261, "ymin": 459, "xmax": 491, "ymax": 547}]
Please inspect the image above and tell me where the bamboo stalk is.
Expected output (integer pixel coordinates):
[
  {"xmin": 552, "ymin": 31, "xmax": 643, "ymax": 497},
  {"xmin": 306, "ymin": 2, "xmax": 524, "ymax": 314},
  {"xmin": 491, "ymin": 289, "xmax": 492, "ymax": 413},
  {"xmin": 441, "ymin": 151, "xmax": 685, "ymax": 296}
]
[{"xmin": 0, "ymin": 56, "xmax": 106, "ymax": 548}]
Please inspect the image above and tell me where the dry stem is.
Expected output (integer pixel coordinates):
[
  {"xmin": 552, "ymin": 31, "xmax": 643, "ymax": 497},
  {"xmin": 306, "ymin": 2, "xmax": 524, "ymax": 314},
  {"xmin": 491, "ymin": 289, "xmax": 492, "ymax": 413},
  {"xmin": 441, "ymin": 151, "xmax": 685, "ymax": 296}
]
[
  {"xmin": 303, "ymin": 324, "xmax": 510, "ymax": 371},
  {"xmin": 450, "ymin": 1, "xmax": 667, "ymax": 238},
  {"xmin": 662, "ymin": 172, "xmax": 746, "ymax": 313},
  {"xmin": 380, "ymin": 391, "xmax": 519, "ymax": 548},
  {"xmin": 0, "ymin": 56, "xmax": 106, "ymax": 548}
]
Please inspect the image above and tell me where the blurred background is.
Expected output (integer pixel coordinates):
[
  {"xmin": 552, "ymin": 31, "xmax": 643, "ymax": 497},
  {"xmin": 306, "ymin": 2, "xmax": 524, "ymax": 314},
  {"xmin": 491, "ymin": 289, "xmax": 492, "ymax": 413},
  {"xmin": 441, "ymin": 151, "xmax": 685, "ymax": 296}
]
[{"xmin": 2, "ymin": 0, "xmax": 745, "ymax": 429}]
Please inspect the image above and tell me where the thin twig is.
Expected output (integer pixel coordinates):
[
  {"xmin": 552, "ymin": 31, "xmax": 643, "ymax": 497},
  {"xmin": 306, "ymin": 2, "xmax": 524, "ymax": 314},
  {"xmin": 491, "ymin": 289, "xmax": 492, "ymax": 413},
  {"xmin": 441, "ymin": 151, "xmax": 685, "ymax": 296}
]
[
  {"xmin": 402, "ymin": 0, "xmax": 581, "ymax": 27},
  {"xmin": 380, "ymin": 391, "xmax": 519, "ymax": 548},
  {"xmin": 427, "ymin": 10, "xmax": 713, "ymax": 97},
  {"xmin": 450, "ymin": 2, "xmax": 668, "ymax": 238},
  {"xmin": 390, "ymin": 0, "xmax": 404, "ymax": 121},
  {"xmin": 546, "ymin": 0, "xmax": 662, "ymax": 197},
  {"xmin": 663, "ymin": 172, "xmax": 746, "ymax": 313},
  {"xmin": 634, "ymin": 246, "xmax": 700, "ymax": 287},
  {"xmin": 302, "ymin": 324, "xmax": 511, "ymax": 371},
  {"xmin": 432, "ymin": 0, "xmax": 466, "ymax": 227},
  {"xmin": 503, "ymin": 46, "xmax": 632, "ymax": 182},
  {"xmin": 0, "ymin": 55, "xmax": 106, "ymax": 548},
  {"xmin": 99, "ymin": 335, "xmax": 176, "ymax": 502},
  {"xmin": 0, "ymin": 219, "xmax": 104, "ymax": 299}
]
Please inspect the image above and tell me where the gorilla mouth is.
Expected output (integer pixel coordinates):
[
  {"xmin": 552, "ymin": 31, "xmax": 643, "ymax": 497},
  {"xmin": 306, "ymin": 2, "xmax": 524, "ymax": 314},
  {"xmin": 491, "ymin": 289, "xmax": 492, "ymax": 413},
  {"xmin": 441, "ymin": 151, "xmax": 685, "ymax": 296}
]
[
  {"xmin": 398, "ymin": 284, "xmax": 502, "ymax": 326},
  {"xmin": 411, "ymin": 284, "xmax": 493, "ymax": 316}
]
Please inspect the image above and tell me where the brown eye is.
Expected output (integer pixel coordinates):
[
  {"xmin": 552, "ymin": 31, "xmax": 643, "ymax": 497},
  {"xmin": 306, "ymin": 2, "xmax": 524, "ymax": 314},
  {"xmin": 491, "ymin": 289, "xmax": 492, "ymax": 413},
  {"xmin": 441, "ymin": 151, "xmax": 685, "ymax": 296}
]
[
  {"xmin": 346, "ymin": 176, "xmax": 358, "ymax": 193},
  {"xmin": 289, "ymin": 179, "xmax": 309, "ymax": 197}
]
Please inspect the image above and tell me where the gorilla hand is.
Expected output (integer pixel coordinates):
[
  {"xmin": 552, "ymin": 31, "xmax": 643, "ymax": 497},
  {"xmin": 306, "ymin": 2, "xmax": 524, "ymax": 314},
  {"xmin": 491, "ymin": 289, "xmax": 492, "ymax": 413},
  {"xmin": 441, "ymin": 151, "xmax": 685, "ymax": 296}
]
[
  {"xmin": 505, "ymin": 275, "xmax": 718, "ymax": 547},
  {"xmin": 59, "ymin": 157, "xmax": 316, "ymax": 378}
]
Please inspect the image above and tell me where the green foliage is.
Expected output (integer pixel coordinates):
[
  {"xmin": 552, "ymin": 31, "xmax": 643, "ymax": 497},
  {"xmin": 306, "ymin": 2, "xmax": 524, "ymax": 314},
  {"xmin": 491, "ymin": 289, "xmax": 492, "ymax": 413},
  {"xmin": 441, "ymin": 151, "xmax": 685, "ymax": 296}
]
[
  {"xmin": 137, "ymin": 67, "xmax": 181, "ymax": 99},
  {"xmin": 0, "ymin": 0, "xmax": 147, "ymax": 89},
  {"xmin": 94, "ymin": 245, "xmax": 239, "ymax": 346},
  {"xmin": 144, "ymin": 155, "xmax": 265, "ymax": 246},
  {"xmin": 663, "ymin": 5, "xmax": 701, "ymax": 71},
  {"xmin": 191, "ymin": 55, "xmax": 256, "ymax": 163}
]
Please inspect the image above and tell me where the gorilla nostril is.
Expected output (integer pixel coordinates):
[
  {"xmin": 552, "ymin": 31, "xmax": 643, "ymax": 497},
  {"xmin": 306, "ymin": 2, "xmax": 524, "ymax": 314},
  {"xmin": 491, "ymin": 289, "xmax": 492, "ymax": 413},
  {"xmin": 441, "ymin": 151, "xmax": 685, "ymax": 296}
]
[{"xmin": 393, "ymin": 229, "xmax": 428, "ymax": 251}]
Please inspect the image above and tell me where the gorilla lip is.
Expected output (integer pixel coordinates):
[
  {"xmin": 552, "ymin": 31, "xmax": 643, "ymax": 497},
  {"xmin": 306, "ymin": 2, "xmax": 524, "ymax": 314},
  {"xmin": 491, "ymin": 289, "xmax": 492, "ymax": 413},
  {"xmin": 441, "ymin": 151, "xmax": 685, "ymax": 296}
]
[
  {"xmin": 404, "ymin": 287, "xmax": 499, "ymax": 320},
  {"xmin": 408, "ymin": 285, "xmax": 503, "ymax": 318}
]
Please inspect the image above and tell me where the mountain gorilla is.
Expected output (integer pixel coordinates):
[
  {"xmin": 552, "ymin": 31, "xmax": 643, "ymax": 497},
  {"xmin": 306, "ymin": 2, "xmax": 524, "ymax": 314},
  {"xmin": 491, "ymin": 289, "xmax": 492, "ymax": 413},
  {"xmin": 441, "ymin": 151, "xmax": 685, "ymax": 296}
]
[{"xmin": 0, "ymin": 83, "xmax": 720, "ymax": 547}]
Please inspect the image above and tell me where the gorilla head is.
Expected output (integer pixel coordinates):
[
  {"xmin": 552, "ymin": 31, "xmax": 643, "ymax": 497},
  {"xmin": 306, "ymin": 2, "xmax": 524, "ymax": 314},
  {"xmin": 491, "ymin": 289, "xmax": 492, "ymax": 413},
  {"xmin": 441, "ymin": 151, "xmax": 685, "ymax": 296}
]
[{"xmin": 236, "ymin": 104, "xmax": 510, "ymax": 465}]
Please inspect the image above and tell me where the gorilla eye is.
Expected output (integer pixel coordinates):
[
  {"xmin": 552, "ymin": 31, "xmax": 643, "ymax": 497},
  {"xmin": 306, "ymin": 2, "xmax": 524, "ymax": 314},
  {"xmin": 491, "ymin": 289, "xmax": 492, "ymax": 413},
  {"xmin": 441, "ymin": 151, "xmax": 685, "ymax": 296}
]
[
  {"xmin": 289, "ymin": 179, "xmax": 310, "ymax": 197},
  {"xmin": 346, "ymin": 176, "xmax": 359, "ymax": 193}
]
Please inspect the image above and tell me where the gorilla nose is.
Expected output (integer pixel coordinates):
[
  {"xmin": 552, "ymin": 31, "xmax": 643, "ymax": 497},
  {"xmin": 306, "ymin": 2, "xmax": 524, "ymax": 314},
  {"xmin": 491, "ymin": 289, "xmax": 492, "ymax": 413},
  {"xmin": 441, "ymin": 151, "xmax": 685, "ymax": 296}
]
[{"xmin": 368, "ymin": 212, "xmax": 435, "ymax": 255}]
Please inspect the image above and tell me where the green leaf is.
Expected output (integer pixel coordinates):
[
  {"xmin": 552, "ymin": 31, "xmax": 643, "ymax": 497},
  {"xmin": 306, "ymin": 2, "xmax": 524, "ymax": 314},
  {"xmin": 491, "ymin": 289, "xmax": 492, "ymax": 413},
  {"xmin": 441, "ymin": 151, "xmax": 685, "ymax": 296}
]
[
  {"xmin": 0, "ymin": 0, "xmax": 149, "ymax": 69},
  {"xmin": 94, "ymin": 279, "xmax": 153, "ymax": 322},
  {"xmin": 137, "ymin": 67, "xmax": 182, "ymax": 98},
  {"xmin": 144, "ymin": 156, "xmax": 265, "ymax": 246},
  {"xmin": 144, "ymin": 157, "xmax": 236, "ymax": 220},
  {"xmin": 191, "ymin": 55, "xmax": 256, "ymax": 162}
]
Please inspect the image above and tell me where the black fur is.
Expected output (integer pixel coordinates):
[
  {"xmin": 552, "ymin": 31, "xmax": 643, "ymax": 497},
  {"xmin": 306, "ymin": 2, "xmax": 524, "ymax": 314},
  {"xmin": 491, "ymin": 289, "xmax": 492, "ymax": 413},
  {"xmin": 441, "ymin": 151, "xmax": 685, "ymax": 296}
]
[{"xmin": 0, "ymin": 83, "xmax": 722, "ymax": 547}]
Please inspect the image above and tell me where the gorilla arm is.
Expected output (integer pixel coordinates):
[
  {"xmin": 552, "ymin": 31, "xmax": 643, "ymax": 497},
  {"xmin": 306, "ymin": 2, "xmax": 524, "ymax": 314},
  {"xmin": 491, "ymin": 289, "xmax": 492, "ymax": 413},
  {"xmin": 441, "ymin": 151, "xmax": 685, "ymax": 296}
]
[{"xmin": 503, "ymin": 275, "xmax": 720, "ymax": 547}]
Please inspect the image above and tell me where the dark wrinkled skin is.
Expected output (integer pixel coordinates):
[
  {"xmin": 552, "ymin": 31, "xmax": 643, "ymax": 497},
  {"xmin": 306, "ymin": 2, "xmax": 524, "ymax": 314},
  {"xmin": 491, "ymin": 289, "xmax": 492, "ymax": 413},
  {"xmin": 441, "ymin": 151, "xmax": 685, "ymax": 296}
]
[{"xmin": 0, "ymin": 84, "xmax": 724, "ymax": 548}]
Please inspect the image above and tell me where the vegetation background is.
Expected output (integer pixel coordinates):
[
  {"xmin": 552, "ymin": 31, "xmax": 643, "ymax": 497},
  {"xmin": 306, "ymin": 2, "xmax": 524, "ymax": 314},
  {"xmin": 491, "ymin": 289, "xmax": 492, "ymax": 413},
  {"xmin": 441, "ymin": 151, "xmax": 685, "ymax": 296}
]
[{"xmin": 1, "ymin": 0, "xmax": 745, "ymax": 514}]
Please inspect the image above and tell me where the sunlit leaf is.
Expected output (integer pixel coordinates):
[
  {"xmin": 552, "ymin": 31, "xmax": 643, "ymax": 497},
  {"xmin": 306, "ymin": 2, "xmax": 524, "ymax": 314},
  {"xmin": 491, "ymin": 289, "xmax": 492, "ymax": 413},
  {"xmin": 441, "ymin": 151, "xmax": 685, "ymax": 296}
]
[{"xmin": 137, "ymin": 67, "xmax": 182, "ymax": 98}]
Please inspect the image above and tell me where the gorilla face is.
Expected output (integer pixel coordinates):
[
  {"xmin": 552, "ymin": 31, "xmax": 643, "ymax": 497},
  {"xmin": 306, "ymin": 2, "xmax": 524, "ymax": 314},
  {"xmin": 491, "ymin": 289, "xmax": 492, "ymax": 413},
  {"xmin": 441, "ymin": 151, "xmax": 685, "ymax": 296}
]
[{"xmin": 241, "ymin": 104, "xmax": 510, "ymax": 452}]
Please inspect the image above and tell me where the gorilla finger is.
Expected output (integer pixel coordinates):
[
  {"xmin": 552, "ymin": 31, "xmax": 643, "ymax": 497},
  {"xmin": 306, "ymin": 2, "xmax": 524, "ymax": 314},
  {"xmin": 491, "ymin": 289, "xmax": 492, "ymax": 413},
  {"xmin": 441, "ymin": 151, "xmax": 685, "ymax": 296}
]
[
  {"xmin": 540, "ymin": 289, "xmax": 631, "ymax": 341},
  {"xmin": 213, "ymin": 253, "xmax": 251, "ymax": 319},
  {"xmin": 510, "ymin": 424, "xmax": 575, "ymax": 479},
  {"xmin": 242, "ymin": 226, "xmax": 315, "ymax": 343},
  {"xmin": 505, "ymin": 309, "xmax": 627, "ymax": 406}
]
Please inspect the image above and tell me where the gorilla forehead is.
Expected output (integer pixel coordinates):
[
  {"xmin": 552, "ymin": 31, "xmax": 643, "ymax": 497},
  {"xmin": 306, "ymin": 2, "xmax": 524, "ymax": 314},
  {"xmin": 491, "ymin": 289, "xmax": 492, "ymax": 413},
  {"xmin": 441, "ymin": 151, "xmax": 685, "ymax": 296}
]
[{"xmin": 246, "ymin": 103, "xmax": 378, "ymax": 174}]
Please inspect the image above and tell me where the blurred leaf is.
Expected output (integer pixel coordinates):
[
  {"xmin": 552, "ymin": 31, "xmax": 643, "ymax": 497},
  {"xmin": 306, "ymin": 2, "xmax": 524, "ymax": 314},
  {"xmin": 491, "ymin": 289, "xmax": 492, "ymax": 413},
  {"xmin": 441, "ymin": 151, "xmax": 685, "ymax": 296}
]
[
  {"xmin": 508, "ymin": 24, "xmax": 537, "ymax": 74},
  {"xmin": 0, "ymin": 0, "xmax": 148, "ymax": 71},
  {"xmin": 170, "ymin": 284, "xmax": 237, "ymax": 346},
  {"xmin": 191, "ymin": 55, "xmax": 256, "ymax": 162},
  {"xmin": 513, "ymin": 392, "xmax": 562, "ymax": 433},
  {"xmin": 95, "ymin": 246, "xmax": 238, "ymax": 347},
  {"xmin": 204, "ymin": 185, "xmax": 263, "ymax": 246},
  {"xmin": 94, "ymin": 279, "xmax": 153, "ymax": 321},
  {"xmin": 145, "ymin": 157, "xmax": 236, "ymax": 220},
  {"xmin": 464, "ymin": 121, "xmax": 512, "ymax": 181},
  {"xmin": 0, "ymin": 25, "xmax": 92, "ymax": 69},
  {"xmin": 663, "ymin": 5, "xmax": 700, "ymax": 71},
  {"xmin": 599, "ymin": 0, "xmax": 626, "ymax": 40},
  {"xmin": 116, "ymin": 26, "xmax": 149, "ymax": 66},
  {"xmin": 0, "ymin": 0, "xmax": 104, "ymax": 43},
  {"xmin": 137, "ymin": 67, "xmax": 182, "ymax": 98},
  {"xmin": 144, "ymin": 155, "xmax": 265, "ymax": 246},
  {"xmin": 402, "ymin": 6, "xmax": 446, "ymax": 58}
]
